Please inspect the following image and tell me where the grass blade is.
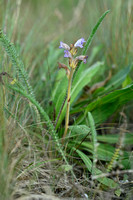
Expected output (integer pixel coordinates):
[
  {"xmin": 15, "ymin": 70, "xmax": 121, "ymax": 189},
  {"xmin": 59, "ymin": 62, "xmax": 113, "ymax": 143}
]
[
  {"xmin": 88, "ymin": 112, "xmax": 98, "ymax": 170},
  {"xmin": 75, "ymin": 149, "xmax": 118, "ymax": 189},
  {"xmin": 73, "ymin": 10, "xmax": 110, "ymax": 80},
  {"xmin": 83, "ymin": 10, "xmax": 110, "ymax": 55}
]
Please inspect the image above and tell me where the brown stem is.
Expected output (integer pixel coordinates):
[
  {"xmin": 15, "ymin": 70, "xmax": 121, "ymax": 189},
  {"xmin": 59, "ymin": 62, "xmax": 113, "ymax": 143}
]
[{"xmin": 62, "ymin": 67, "xmax": 74, "ymax": 143}]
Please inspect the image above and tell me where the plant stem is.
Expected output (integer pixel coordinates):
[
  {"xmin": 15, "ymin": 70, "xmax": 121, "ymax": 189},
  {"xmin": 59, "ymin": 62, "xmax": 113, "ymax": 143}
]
[{"xmin": 62, "ymin": 67, "xmax": 74, "ymax": 142}]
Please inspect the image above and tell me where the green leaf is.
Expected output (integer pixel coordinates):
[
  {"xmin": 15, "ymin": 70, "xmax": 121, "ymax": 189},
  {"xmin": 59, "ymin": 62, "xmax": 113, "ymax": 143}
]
[
  {"xmin": 122, "ymin": 75, "xmax": 132, "ymax": 88},
  {"xmin": 73, "ymin": 10, "xmax": 110, "ymax": 81},
  {"xmin": 68, "ymin": 125, "xmax": 90, "ymax": 141},
  {"xmin": 69, "ymin": 125, "xmax": 90, "ymax": 135},
  {"xmin": 72, "ymin": 64, "xmax": 133, "ymax": 114},
  {"xmin": 97, "ymin": 133, "xmax": 133, "ymax": 145},
  {"xmin": 71, "ymin": 62, "xmax": 104, "ymax": 103},
  {"xmin": 83, "ymin": 10, "xmax": 110, "ymax": 55},
  {"xmin": 52, "ymin": 74, "xmax": 68, "ymax": 120},
  {"xmin": 57, "ymin": 164, "xmax": 72, "ymax": 172},
  {"xmin": 69, "ymin": 126, "xmax": 133, "ymax": 145},
  {"xmin": 115, "ymin": 189, "xmax": 121, "ymax": 197},
  {"xmin": 80, "ymin": 142, "xmax": 115, "ymax": 161},
  {"xmin": 78, "ymin": 84, "xmax": 133, "ymax": 125},
  {"xmin": 102, "ymin": 64, "xmax": 133, "ymax": 94},
  {"xmin": 75, "ymin": 149, "xmax": 93, "ymax": 172},
  {"xmin": 88, "ymin": 112, "xmax": 97, "ymax": 168},
  {"xmin": 75, "ymin": 149, "xmax": 118, "ymax": 188}
]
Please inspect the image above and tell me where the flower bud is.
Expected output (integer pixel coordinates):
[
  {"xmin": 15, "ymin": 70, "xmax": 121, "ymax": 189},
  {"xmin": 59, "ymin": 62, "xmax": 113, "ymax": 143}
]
[
  {"xmin": 58, "ymin": 62, "xmax": 70, "ymax": 78},
  {"xmin": 75, "ymin": 55, "xmax": 88, "ymax": 63},
  {"xmin": 59, "ymin": 41, "xmax": 70, "ymax": 50}
]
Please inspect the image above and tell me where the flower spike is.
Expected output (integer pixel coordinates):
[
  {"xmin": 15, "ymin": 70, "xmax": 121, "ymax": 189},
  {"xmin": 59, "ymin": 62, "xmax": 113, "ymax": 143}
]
[{"xmin": 58, "ymin": 37, "xmax": 88, "ymax": 142}]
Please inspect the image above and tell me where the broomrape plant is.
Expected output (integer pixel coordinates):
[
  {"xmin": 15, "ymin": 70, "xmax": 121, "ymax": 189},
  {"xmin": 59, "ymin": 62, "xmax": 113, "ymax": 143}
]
[{"xmin": 58, "ymin": 38, "xmax": 88, "ymax": 141}]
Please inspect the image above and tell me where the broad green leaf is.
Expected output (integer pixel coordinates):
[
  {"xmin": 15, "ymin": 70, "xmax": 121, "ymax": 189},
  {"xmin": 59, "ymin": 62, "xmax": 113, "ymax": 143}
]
[
  {"xmin": 85, "ymin": 143, "xmax": 115, "ymax": 161},
  {"xmin": 75, "ymin": 149, "xmax": 118, "ymax": 188},
  {"xmin": 77, "ymin": 84, "xmax": 133, "ymax": 125},
  {"xmin": 122, "ymin": 75, "xmax": 132, "ymax": 88},
  {"xmin": 72, "ymin": 64, "xmax": 133, "ymax": 115},
  {"xmin": 102, "ymin": 64, "xmax": 133, "ymax": 94},
  {"xmin": 76, "ymin": 149, "xmax": 92, "ymax": 171},
  {"xmin": 91, "ymin": 64, "xmax": 132, "ymax": 98},
  {"xmin": 75, "ymin": 142, "xmax": 114, "ymax": 161},
  {"xmin": 97, "ymin": 133, "xmax": 133, "ymax": 145},
  {"xmin": 69, "ymin": 137, "xmax": 130, "ymax": 163},
  {"xmin": 71, "ymin": 62, "xmax": 104, "ymax": 102},
  {"xmin": 52, "ymin": 74, "xmax": 68, "ymax": 118},
  {"xmin": 69, "ymin": 124, "xmax": 133, "ymax": 145}
]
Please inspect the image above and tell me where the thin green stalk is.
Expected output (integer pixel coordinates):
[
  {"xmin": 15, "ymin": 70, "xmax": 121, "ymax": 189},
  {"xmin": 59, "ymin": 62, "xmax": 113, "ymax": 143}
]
[
  {"xmin": 88, "ymin": 112, "xmax": 97, "ymax": 172},
  {"xmin": 62, "ymin": 67, "xmax": 74, "ymax": 142}
]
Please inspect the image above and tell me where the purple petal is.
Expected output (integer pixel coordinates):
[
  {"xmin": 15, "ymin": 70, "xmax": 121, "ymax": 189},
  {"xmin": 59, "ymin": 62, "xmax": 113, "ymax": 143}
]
[
  {"xmin": 64, "ymin": 50, "xmax": 72, "ymax": 58},
  {"xmin": 83, "ymin": 58, "xmax": 87, "ymax": 64},
  {"xmin": 59, "ymin": 41, "xmax": 63, "ymax": 48},
  {"xmin": 75, "ymin": 55, "xmax": 88, "ymax": 63},
  {"xmin": 83, "ymin": 56, "xmax": 88, "ymax": 63},
  {"xmin": 59, "ymin": 41, "xmax": 70, "ymax": 50},
  {"xmin": 74, "ymin": 38, "xmax": 86, "ymax": 48}
]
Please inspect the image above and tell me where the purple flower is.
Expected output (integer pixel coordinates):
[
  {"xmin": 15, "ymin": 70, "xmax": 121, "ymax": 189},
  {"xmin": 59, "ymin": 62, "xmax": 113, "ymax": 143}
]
[
  {"xmin": 74, "ymin": 38, "xmax": 86, "ymax": 48},
  {"xmin": 59, "ymin": 41, "xmax": 70, "ymax": 50},
  {"xmin": 76, "ymin": 55, "xmax": 88, "ymax": 63},
  {"xmin": 64, "ymin": 50, "xmax": 72, "ymax": 58}
]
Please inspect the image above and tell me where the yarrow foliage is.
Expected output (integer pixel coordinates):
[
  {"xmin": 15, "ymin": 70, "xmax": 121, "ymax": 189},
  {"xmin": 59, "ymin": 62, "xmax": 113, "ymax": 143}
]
[{"xmin": 59, "ymin": 38, "xmax": 88, "ymax": 71}]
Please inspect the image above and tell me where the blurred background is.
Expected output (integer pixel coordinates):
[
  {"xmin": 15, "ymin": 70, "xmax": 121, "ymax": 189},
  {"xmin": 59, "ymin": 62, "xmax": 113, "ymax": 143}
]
[
  {"xmin": 0, "ymin": 0, "xmax": 132, "ymax": 113},
  {"xmin": 0, "ymin": 0, "xmax": 132, "ymax": 66}
]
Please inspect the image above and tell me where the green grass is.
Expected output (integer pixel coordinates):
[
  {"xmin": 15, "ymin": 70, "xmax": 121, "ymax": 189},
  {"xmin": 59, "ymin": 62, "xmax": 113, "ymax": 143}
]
[{"xmin": 0, "ymin": 0, "xmax": 133, "ymax": 199}]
